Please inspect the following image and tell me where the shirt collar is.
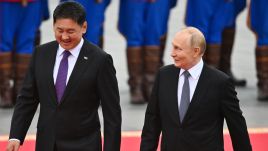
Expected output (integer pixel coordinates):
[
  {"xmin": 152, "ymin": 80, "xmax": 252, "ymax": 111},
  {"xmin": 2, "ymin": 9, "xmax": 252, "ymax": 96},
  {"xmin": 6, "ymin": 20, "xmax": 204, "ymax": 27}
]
[
  {"xmin": 179, "ymin": 59, "xmax": 204, "ymax": 79},
  {"xmin": 57, "ymin": 38, "xmax": 84, "ymax": 58}
]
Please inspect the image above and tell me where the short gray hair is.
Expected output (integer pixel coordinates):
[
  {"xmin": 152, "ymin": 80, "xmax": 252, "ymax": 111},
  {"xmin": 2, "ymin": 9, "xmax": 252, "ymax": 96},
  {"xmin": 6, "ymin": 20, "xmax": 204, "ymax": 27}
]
[{"xmin": 181, "ymin": 27, "xmax": 206, "ymax": 54}]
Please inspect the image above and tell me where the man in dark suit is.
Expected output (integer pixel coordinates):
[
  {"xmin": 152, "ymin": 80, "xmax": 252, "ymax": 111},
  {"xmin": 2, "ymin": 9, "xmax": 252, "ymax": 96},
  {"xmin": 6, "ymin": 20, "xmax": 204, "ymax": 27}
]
[
  {"xmin": 140, "ymin": 27, "xmax": 251, "ymax": 151},
  {"xmin": 6, "ymin": 2, "xmax": 121, "ymax": 151}
]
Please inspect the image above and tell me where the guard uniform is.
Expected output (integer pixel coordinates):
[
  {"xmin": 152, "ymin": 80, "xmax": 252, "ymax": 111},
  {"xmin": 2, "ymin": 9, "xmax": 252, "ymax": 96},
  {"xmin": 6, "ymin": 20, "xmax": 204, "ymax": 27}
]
[
  {"xmin": 0, "ymin": 0, "xmax": 41, "ymax": 108},
  {"xmin": 185, "ymin": 0, "xmax": 232, "ymax": 69},
  {"xmin": 249, "ymin": 0, "xmax": 268, "ymax": 100},
  {"xmin": 118, "ymin": 0, "xmax": 176, "ymax": 104},
  {"xmin": 219, "ymin": 0, "xmax": 247, "ymax": 87}
]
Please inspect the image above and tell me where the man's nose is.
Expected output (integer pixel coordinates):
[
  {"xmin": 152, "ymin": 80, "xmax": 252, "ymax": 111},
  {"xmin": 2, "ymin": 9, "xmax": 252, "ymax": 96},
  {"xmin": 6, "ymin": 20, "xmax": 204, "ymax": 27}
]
[
  {"xmin": 170, "ymin": 50, "xmax": 175, "ymax": 57},
  {"xmin": 61, "ymin": 33, "xmax": 69, "ymax": 40}
]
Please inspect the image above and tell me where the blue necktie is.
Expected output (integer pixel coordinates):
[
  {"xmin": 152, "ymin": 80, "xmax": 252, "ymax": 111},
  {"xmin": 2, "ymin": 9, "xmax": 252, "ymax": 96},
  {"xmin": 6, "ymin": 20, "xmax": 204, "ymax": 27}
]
[
  {"xmin": 179, "ymin": 71, "xmax": 191, "ymax": 122},
  {"xmin": 55, "ymin": 51, "xmax": 71, "ymax": 102}
]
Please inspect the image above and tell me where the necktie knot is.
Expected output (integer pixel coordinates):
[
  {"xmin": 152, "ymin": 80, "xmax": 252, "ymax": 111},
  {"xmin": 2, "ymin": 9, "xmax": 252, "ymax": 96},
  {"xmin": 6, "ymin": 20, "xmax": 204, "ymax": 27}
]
[
  {"xmin": 183, "ymin": 70, "xmax": 191, "ymax": 79},
  {"xmin": 62, "ymin": 50, "xmax": 71, "ymax": 59}
]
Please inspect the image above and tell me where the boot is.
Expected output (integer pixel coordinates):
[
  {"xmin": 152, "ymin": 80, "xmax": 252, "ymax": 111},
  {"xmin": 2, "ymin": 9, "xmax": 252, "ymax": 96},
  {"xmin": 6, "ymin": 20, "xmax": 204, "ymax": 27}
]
[
  {"xmin": 203, "ymin": 44, "xmax": 221, "ymax": 68},
  {"xmin": 143, "ymin": 46, "xmax": 161, "ymax": 101},
  {"xmin": 127, "ymin": 47, "xmax": 146, "ymax": 104},
  {"xmin": 219, "ymin": 28, "xmax": 246, "ymax": 87},
  {"xmin": 0, "ymin": 52, "xmax": 14, "ymax": 108},
  {"xmin": 14, "ymin": 54, "xmax": 32, "ymax": 102},
  {"xmin": 255, "ymin": 46, "xmax": 268, "ymax": 101},
  {"xmin": 159, "ymin": 34, "xmax": 167, "ymax": 67}
]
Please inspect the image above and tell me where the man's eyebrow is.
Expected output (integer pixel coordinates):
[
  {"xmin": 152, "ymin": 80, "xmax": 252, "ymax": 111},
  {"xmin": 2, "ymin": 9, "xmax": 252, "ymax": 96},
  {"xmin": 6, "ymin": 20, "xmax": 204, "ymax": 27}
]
[{"xmin": 56, "ymin": 27, "xmax": 63, "ymax": 30}]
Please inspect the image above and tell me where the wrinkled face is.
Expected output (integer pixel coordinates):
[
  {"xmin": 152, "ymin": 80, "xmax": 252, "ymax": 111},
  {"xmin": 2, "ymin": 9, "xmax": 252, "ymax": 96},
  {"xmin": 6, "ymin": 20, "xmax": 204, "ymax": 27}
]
[
  {"xmin": 54, "ymin": 18, "xmax": 87, "ymax": 50},
  {"xmin": 171, "ymin": 32, "xmax": 199, "ymax": 70}
]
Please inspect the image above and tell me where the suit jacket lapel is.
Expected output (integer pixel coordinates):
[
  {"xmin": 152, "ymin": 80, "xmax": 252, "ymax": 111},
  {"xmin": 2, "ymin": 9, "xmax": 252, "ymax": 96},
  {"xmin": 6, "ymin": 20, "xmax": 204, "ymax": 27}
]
[
  {"xmin": 168, "ymin": 66, "xmax": 182, "ymax": 125},
  {"xmin": 59, "ymin": 41, "xmax": 92, "ymax": 105},
  {"xmin": 46, "ymin": 42, "xmax": 59, "ymax": 106},
  {"xmin": 183, "ymin": 65, "xmax": 212, "ymax": 122}
]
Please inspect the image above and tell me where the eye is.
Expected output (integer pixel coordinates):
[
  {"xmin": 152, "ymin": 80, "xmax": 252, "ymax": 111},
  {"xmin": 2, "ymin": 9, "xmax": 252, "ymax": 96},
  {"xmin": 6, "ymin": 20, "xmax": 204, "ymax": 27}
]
[
  {"xmin": 174, "ymin": 46, "xmax": 182, "ymax": 51},
  {"xmin": 56, "ymin": 29, "xmax": 64, "ymax": 34},
  {"xmin": 67, "ymin": 30, "xmax": 75, "ymax": 34}
]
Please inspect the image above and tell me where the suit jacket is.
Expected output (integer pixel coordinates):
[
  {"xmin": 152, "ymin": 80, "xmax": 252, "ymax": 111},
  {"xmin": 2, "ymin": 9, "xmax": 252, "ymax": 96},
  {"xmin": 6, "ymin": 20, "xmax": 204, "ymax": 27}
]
[
  {"xmin": 9, "ymin": 40, "xmax": 121, "ymax": 151},
  {"xmin": 140, "ymin": 64, "xmax": 251, "ymax": 151}
]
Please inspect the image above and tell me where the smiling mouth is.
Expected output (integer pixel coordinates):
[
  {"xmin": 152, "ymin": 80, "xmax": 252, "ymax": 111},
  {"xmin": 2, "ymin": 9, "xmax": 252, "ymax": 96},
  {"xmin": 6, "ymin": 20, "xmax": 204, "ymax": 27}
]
[{"xmin": 62, "ymin": 41, "xmax": 71, "ymax": 44}]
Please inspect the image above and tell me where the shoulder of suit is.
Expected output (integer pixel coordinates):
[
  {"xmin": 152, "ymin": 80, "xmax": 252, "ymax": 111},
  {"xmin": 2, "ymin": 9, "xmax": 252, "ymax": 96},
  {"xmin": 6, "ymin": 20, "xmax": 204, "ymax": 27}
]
[
  {"xmin": 155, "ymin": 64, "xmax": 180, "ymax": 79},
  {"xmin": 31, "ymin": 41, "xmax": 58, "ymax": 57},
  {"xmin": 159, "ymin": 64, "xmax": 179, "ymax": 73},
  {"xmin": 34, "ymin": 41, "xmax": 58, "ymax": 52},
  {"xmin": 83, "ymin": 40, "xmax": 107, "ymax": 56},
  {"xmin": 204, "ymin": 64, "xmax": 230, "ymax": 81},
  {"xmin": 36, "ymin": 41, "xmax": 58, "ymax": 49}
]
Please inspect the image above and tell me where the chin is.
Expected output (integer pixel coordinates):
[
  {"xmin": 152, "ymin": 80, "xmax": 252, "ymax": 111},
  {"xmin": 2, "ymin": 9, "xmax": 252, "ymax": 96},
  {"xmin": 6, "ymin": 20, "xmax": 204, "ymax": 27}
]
[
  {"xmin": 174, "ymin": 64, "xmax": 181, "ymax": 68},
  {"xmin": 60, "ymin": 44, "xmax": 72, "ymax": 49}
]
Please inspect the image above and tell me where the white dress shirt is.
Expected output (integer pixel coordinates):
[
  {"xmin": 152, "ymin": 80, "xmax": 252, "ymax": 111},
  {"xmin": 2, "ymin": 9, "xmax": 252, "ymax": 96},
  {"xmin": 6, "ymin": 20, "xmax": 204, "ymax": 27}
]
[
  {"xmin": 53, "ymin": 38, "xmax": 84, "ymax": 84},
  {"xmin": 177, "ymin": 59, "xmax": 204, "ymax": 108}
]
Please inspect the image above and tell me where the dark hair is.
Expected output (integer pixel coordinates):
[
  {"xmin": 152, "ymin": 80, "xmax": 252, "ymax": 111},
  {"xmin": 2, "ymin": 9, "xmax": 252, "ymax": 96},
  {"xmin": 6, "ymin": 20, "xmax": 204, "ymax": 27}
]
[{"xmin": 53, "ymin": 1, "xmax": 86, "ymax": 26}]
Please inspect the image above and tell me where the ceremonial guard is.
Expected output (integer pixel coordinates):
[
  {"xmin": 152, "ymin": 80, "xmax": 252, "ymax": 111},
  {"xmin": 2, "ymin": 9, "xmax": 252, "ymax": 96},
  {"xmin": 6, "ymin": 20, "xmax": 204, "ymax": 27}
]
[
  {"xmin": 248, "ymin": 0, "xmax": 268, "ymax": 101},
  {"xmin": 118, "ymin": 0, "xmax": 176, "ymax": 104},
  {"xmin": 0, "ymin": 0, "xmax": 41, "ymax": 108}
]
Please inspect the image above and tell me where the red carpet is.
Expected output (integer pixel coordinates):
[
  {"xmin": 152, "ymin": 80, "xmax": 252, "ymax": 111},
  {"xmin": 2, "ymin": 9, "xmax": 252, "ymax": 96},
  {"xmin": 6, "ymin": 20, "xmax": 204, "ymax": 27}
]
[{"xmin": 1, "ymin": 130, "xmax": 268, "ymax": 151}]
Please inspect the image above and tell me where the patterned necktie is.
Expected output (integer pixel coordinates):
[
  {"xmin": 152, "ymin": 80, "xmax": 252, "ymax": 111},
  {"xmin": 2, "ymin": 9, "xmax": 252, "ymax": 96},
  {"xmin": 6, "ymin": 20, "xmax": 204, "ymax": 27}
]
[
  {"xmin": 179, "ymin": 71, "xmax": 191, "ymax": 122},
  {"xmin": 55, "ymin": 51, "xmax": 71, "ymax": 102}
]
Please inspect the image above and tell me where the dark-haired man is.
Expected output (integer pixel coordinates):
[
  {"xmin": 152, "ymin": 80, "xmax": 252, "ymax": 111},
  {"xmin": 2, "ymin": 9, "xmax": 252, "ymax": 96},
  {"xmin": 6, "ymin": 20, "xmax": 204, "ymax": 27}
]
[{"xmin": 6, "ymin": 1, "xmax": 121, "ymax": 151}]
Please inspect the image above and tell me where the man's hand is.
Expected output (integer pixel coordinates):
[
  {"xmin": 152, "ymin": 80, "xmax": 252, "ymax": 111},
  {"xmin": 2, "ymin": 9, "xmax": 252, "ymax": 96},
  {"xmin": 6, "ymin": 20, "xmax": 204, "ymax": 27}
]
[{"xmin": 6, "ymin": 140, "xmax": 20, "ymax": 151}]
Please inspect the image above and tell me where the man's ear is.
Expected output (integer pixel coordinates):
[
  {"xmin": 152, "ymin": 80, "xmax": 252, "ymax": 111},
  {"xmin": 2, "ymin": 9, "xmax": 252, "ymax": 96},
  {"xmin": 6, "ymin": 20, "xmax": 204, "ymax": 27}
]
[
  {"xmin": 82, "ymin": 21, "xmax": 87, "ymax": 34},
  {"xmin": 193, "ymin": 47, "xmax": 201, "ymax": 57}
]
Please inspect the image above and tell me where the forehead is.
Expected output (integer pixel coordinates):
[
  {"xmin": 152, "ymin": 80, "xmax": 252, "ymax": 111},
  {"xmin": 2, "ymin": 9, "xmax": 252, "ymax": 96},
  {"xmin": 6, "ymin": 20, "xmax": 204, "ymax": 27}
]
[
  {"xmin": 173, "ymin": 32, "xmax": 190, "ymax": 45},
  {"xmin": 54, "ymin": 18, "xmax": 80, "ymax": 27}
]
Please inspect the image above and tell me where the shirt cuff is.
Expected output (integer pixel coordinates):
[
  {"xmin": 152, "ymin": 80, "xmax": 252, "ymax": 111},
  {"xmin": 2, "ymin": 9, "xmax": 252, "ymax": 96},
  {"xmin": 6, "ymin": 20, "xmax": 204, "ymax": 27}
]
[{"xmin": 9, "ymin": 138, "xmax": 21, "ymax": 143}]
